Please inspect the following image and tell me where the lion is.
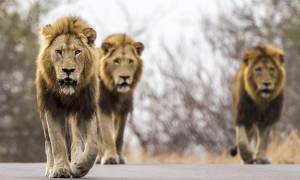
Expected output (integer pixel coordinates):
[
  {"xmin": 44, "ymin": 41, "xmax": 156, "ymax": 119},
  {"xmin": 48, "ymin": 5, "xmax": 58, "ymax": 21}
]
[
  {"xmin": 96, "ymin": 34, "xmax": 144, "ymax": 164},
  {"xmin": 35, "ymin": 16, "xmax": 99, "ymax": 178},
  {"xmin": 231, "ymin": 44, "xmax": 286, "ymax": 164}
]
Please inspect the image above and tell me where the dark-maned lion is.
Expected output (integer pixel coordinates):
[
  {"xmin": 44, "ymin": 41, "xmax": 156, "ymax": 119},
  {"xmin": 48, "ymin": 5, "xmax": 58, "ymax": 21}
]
[
  {"xmin": 35, "ymin": 16, "xmax": 99, "ymax": 178},
  {"xmin": 96, "ymin": 34, "xmax": 144, "ymax": 164},
  {"xmin": 231, "ymin": 44, "xmax": 286, "ymax": 164}
]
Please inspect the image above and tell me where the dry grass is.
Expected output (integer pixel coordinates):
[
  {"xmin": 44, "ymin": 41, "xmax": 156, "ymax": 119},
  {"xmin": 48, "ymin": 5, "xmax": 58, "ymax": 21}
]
[{"xmin": 125, "ymin": 132, "xmax": 300, "ymax": 164}]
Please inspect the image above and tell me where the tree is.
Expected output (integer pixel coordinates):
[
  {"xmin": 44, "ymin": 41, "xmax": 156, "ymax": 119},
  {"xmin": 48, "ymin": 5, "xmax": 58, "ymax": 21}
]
[
  {"xmin": 130, "ymin": 36, "xmax": 235, "ymax": 154},
  {"xmin": 0, "ymin": 0, "xmax": 53, "ymax": 161}
]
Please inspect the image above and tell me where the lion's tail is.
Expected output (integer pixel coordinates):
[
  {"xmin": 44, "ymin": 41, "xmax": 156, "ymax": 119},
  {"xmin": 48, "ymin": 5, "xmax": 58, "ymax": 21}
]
[{"xmin": 229, "ymin": 145, "xmax": 238, "ymax": 157}]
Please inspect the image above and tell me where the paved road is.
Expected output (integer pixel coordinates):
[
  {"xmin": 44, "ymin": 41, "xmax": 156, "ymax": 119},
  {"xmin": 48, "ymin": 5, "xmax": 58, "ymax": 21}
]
[{"xmin": 0, "ymin": 163, "xmax": 299, "ymax": 180}]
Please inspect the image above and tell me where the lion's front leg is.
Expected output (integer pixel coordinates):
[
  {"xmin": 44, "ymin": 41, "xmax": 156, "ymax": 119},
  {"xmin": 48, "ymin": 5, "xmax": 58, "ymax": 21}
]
[
  {"xmin": 70, "ymin": 115, "xmax": 84, "ymax": 163},
  {"xmin": 70, "ymin": 114, "xmax": 98, "ymax": 178},
  {"xmin": 236, "ymin": 126, "xmax": 255, "ymax": 164},
  {"xmin": 96, "ymin": 122, "xmax": 104, "ymax": 164},
  {"xmin": 114, "ymin": 114, "xmax": 128, "ymax": 164},
  {"xmin": 99, "ymin": 111, "xmax": 119, "ymax": 165},
  {"xmin": 41, "ymin": 115, "xmax": 53, "ymax": 177},
  {"xmin": 255, "ymin": 126, "xmax": 271, "ymax": 164},
  {"xmin": 45, "ymin": 112, "xmax": 71, "ymax": 178}
]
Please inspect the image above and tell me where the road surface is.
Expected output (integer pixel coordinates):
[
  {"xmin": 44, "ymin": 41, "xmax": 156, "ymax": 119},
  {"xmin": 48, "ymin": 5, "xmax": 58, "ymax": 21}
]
[{"xmin": 0, "ymin": 163, "xmax": 299, "ymax": 180}]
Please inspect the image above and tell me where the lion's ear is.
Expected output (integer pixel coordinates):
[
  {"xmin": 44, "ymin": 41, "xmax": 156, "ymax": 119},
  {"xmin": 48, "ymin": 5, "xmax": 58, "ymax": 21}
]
[
  {"xmin": 242, "ymin": 48, "xmax": 256, "ymax": 65},
  {"xmin": 101, "ymin": 42, "xmax": 113, "ymax": 55},
  {"xmin": 134, "ymin": 42, "xmax": 144, "ymax": 56},
  {"xmin": 42, "ymin": 24, "xmax": 53, "ymax": 38},
  {"xmin": 82, "ymin": 28, "xmax": 97, "ymax": 46},
  {"xmin": 278, "ymin": 54, "xmax": 284, "ymax": 64},
  {"xmin": 243, "ymin": 53, "xmax": 249, "ymax": 65},
  {"xmin": 278, "ymin": 52, "xmax": 285, "ymax": 64}
]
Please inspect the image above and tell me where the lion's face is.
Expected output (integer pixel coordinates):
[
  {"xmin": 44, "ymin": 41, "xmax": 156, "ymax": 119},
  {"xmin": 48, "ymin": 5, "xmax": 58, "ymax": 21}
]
[
  {"xmin": 250, "ymin": 58, "xmax": 279, "ymax": 99},
  {"xmin": 99, "ymin": 35, "xmax": 144, "ymax": 94},
  {"xmin": 50, "ymin": 35, "xmax": 85, "ymax": 94},
  {"xmin": 50, "ymin": 34, "xmax": 86, "ymax": 95},
  {"xmin": 38, "ymin": 18, "xmax": 97, "ymax": 96},
  {"xmin": 47, "ymin": 33, "xmax": 97, "ymax": 95},
  {"xmin": 243, "ymin": 44, "xmax": 286, "ymax": 102},
  {"xmin": 104, "ymin": 44, "xmax": 142, "ymax": 93}
]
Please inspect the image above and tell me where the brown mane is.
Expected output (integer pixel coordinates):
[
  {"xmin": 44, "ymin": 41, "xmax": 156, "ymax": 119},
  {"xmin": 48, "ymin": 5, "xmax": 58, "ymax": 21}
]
[{"xmin": 36, "ymin": 17, "xmax": 98, "ymax": 115}]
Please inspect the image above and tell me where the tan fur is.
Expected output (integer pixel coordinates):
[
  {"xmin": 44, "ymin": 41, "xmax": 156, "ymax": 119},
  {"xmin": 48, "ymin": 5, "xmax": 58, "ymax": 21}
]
[
  {"xmin": 36, "ymin": 16, "xmax": 99, "ymax": 177},
  {"xmin": 232, "ymin": 44, "xmax": 286, "ymax": 164},
  {"xmin": 96, "ymin": 34, "xmax": 144, "ymax": 164}
]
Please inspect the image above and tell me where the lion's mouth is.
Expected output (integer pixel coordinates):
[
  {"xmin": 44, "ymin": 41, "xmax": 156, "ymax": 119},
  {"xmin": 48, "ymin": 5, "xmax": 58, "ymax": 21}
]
[
  {"xmin": 57, "ymin": 77, "xmax": 77, "ymax": 87},
  {"xmin": 116, "ymin": 82, "xmax": 131, "ymax": 93},
  {"xmin": 260, "ymin": 89, "xmax": 272, "ymax": 98}
]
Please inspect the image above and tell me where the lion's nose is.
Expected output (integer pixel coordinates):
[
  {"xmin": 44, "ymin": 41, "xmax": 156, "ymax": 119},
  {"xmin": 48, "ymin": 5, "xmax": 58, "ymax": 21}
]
[
  {"xmin": 120, "ymin": 76, "xmax": 129, "ymax": 81},
  {"xmin": 263, "ymin": 82, "xmax": 271, "ymax": 87},
  {"xmin": 62, "ymin": 68, "xmax": 75, "ymax": 76}
]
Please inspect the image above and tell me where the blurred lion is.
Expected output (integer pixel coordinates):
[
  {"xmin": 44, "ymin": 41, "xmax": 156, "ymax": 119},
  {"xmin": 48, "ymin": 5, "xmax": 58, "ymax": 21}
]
[
  {"xmin": 231, "ymin": 44, "xmax": 286, "ymax": 164},
  {"xmin": 96, "ymin": 33, "xmax": 144, "ymax": 164},
  {"xmin": 36, "ymin": 16, "xmax": 99, "ymax": 178}
]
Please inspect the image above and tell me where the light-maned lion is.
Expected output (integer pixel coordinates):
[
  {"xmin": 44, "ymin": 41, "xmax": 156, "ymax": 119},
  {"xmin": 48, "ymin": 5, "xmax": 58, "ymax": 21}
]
[
  {"xmin": 231, "ymin": 44, "xmax": 286, "ymax": 164},
  {"xmin": 96, "ymin": 34, "xmax": 144, "ymax": 164},
  {"xmin": 35, "ymin": 16, "xmax": 99, "ymax": 178}
]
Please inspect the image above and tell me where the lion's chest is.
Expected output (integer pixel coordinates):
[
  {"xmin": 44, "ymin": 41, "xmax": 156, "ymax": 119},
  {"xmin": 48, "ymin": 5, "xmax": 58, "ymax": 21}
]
[
  {"xmin": 236, "ymin": 91, "xmax": 283, "ymax": 127},
  {"xmin": 99, "ymin": 89, "xmax": 133, "ymax": 116},
  {"xmin": 43, "ymin": 90, "xmax": 96, "ymax": 119}
]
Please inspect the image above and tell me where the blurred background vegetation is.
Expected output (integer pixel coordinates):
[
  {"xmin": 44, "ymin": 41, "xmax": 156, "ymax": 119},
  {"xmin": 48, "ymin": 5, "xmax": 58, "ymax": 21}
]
[{"xmin": 0, "ymin": 0, "xmax": 299, "ymax": 163}]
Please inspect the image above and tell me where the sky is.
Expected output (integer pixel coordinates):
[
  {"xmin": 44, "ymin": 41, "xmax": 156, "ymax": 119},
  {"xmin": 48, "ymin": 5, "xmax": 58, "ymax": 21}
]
[
  {"xmin": 43, "ymin": 0, "xmax": 229, "ymax": 42},
  {"xmin": 41, "ymin": 0, "xmax": 239, "ymax": 79},
  {"xmin": 42, "ymin": 0, "xmax": 235, "ymax": 53}
]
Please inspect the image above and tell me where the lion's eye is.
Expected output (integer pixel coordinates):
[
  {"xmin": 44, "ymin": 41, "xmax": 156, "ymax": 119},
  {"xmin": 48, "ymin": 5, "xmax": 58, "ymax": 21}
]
[
  {"xmin": 75, "ymin": 49, "xmax": 81, "ymax": 56},
  {"xmin": 269, "ymin": 67, "xmax": 275, "ymax": 72},
  {"xmin": 113, "ymin": 58, "xmax": 121, "ymax": 65},
  {"xmin": 128, "ymin": 59, "xmax": 134, "ymax": 64},
  {"xmin": 255, "ymin": 67, "xmax": 262, "ymax": 72},
  {"xmin": 55, "ymin": 49, "xmax": 62, "ymax": 56}
]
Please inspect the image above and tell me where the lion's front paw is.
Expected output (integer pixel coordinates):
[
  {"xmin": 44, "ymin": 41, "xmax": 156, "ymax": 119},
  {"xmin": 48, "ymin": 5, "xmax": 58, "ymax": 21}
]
[
  {"xmin": 101, "ymin": 155, "xmax": 119, "ymax": 165},
  {"xmin": 239, "ymin": 147, "xmax": 255, "ymax": 165},
  {"xmin": 50, "ymin": 167, "xmax": 71, "ymax": 178},
  {"xmin": 243, "ymin": 159, "xmax": 255, "ymax": 164},
  {"xmin": 119, "ymin": 156, "xmax": 126, "ymax": 164},
  {"xmin": 255, "ymin": 158, "xmax": 271, "ymax": 164},
  {"xmin": 45, "ymin": 166, "xmax": 53, "ymax": 178},
  {"xmin": 70, "ymin": 162, "xmax": 89, "ymax": 178},
  {"xmin": 96, "ymin": 155, "xmax": 102, "ymax": 164}
]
